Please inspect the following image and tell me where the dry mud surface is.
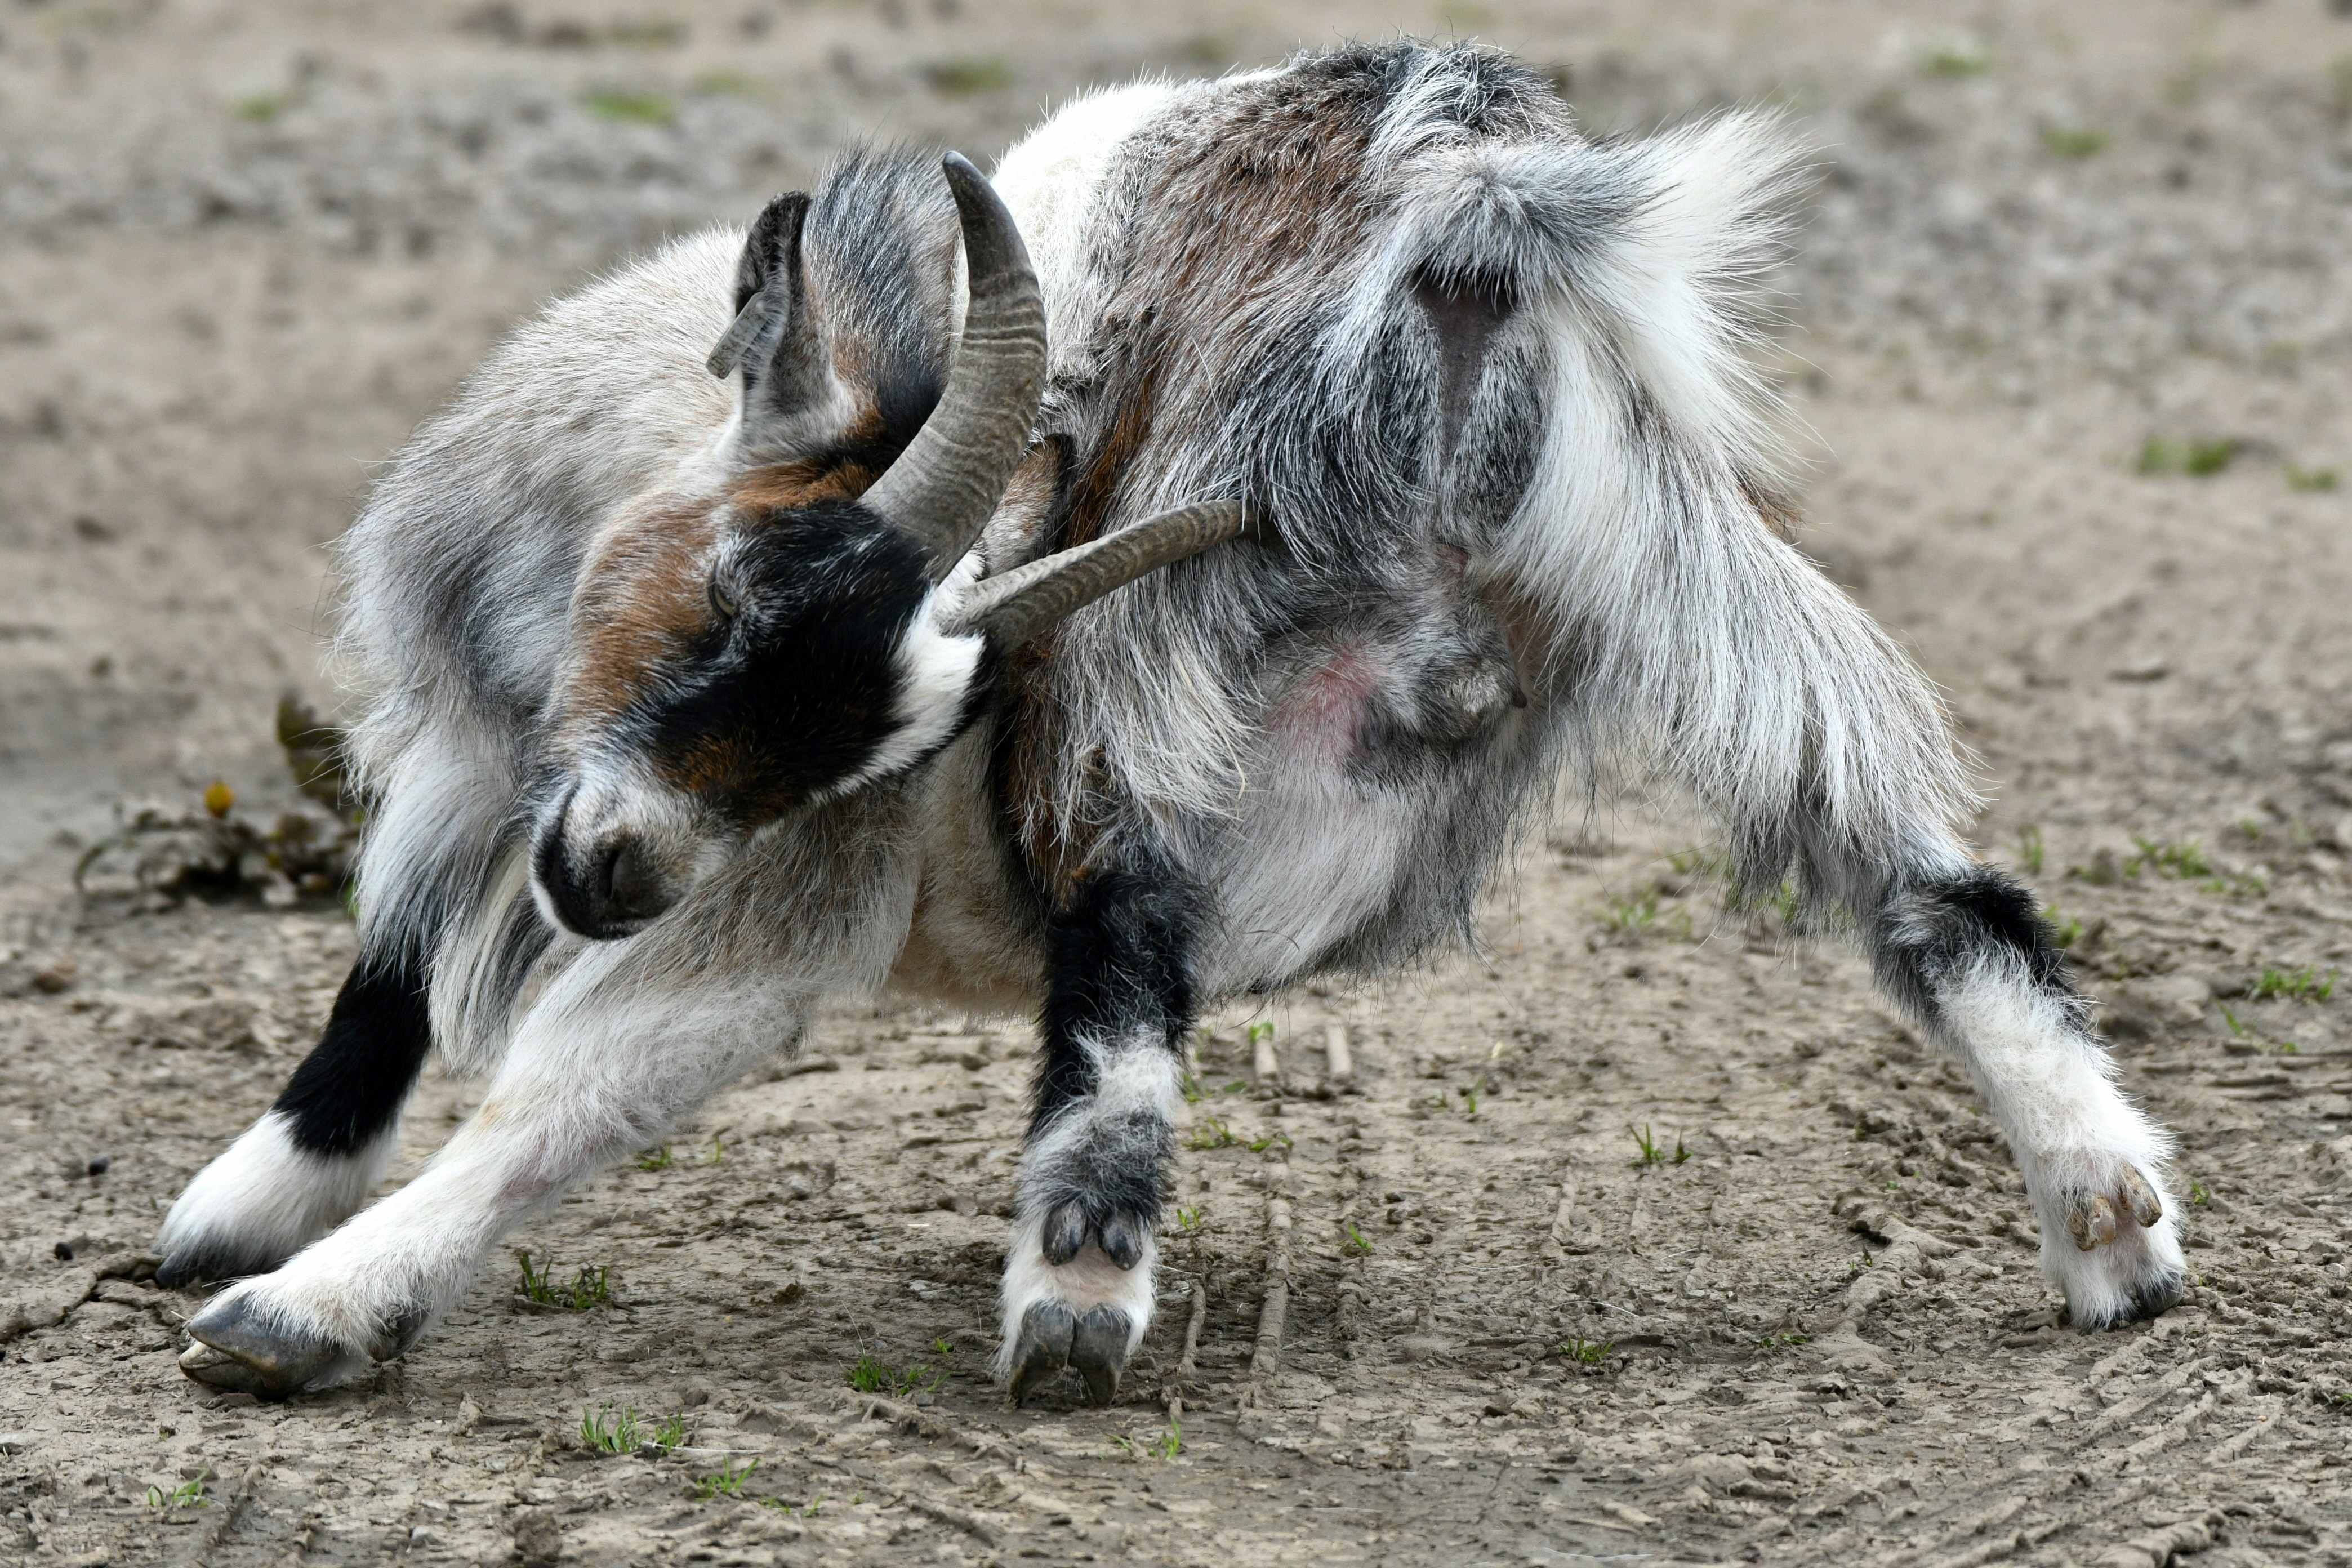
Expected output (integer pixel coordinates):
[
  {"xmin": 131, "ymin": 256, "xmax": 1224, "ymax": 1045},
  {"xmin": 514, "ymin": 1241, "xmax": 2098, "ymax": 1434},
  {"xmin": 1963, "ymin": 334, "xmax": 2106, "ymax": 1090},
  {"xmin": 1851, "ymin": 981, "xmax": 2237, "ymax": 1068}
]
[{"xmin": 6, "ymin": 2, "xmax": 2352, "ymax": 1563}]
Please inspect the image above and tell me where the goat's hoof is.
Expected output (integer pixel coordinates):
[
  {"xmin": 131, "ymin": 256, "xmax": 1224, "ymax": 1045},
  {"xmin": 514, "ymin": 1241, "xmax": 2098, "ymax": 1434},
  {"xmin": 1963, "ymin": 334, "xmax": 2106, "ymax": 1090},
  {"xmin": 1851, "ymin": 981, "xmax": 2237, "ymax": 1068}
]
[
  {"xmin": 1007, "ymin": 1300, "xmax": 1076, "ymax": 1405},
  {"xmin": 1068, "ymin": 1306, "xmax": 1131, "ymax": 1405},
  {"xmin": 155, "ymin": 1240, "xmax": 283, "ymax": 1291},
  {"xmin": 179, "ymin": 1293, "xmax": 359, "ymax": 1400},
  {"xmin": 1006, "ymin": 1301, "xmax": 1130, "ymax": 1407},
  {"xmin": 2045, "ymin": 1159, "xmax": 2185, "ymax": 1330}
]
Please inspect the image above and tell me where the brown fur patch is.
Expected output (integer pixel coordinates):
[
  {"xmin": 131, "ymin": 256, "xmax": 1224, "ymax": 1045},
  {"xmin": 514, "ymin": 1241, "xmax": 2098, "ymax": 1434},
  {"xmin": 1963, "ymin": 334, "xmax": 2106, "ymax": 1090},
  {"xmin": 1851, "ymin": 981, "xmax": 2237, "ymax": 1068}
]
[{"xmin": 566, "ymin": 497, "xmax": 723, "ymax": 729}]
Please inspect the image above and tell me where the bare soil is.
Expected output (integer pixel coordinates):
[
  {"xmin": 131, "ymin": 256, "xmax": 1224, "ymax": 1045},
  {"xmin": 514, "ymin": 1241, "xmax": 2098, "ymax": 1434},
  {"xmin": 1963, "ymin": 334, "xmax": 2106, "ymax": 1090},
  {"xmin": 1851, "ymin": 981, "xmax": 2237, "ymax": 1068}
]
[{"xmin": 6, "ymin": 2, "xmax": 2352, "ymax": 1564}]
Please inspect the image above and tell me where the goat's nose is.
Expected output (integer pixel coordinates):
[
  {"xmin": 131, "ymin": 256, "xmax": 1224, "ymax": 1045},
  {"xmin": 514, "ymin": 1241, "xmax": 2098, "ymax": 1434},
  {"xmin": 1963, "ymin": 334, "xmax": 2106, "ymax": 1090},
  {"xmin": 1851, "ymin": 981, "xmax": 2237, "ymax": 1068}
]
[{"xmin": 596, "ymin": 837, "xmax": 672, "ymax": 926}]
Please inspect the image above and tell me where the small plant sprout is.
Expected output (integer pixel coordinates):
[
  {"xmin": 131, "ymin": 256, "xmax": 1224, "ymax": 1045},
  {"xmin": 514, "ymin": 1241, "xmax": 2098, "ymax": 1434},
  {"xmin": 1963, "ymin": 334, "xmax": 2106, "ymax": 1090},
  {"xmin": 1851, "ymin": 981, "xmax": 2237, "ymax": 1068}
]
[
  {"xmin": 2190, "ymin": 1180, "xmax": 2211, "ymax": 1206},
  {"xmin": 920, "ymin": 55, "xmax": 1015, "ymax": 97},
  {"xmin": 2017, "ymin": 825, "xmax": 2046, "ymax": 875},
  {"xmin": 1174, "ymin": 1204, "xmax": 1203, "ymax": 1235},
  {"xmin": 145, "ymin": 1480, "xmax": 210, "ymax": 1511},
  {"xmin": 695, "ymin": 1458, "xmax": 760, "ymax": 1500},
  {"xmin": 1107, "ymin": 1433, "xmax": 1137, "ymax": 1456},
  {"xmin": 581, "ymin": 1404, "xmax": 687, "ymax": 1455},
  {"xmin": 2253, "ymin": 966, "xmax": 2336, "ymax": 1004},
  {"xmin": 1246, "ymin": 1019, "xmax": 1275, "ymax": 1047},
  {"xmin": 1188, "ymin": 1118, "xmax": 1238, "ymax": 1151},
  {"xmin": 934, "ymin": 1337, "xmax": 954, "ymax": 1357},
  {"xmin": 1759, "ymin": 1332, "xmax": 1811, "ymax": 1349},
  {"xmin": 707, "ymin": 1132, "xmax": 726, "ymax": 1165},
  {"xmin": 518, "ymin": 1251, "xmax": 611, "ymax": 1311},
  {"xmin": 845, "ymin": 1354, "xmax": 943, "ymax": 1400},
  {"xmin": 1179, "ymin": 1070, "xmax": 1206, "ymax": 1104},
  {"xmin": 1630, "ymin": 1124, "xmax": 1672, "ymax": 1168},
  {"xmin": 1247, "ymin": 1128, "xmax": 1295, "ymax": 1155},
  {"xmin": 2040, "ymin": 125, "xmax": 2109, "ymax": 159},
  {"xmin": 2286, "ymin": 465, "xmax": 2340, "ymax": 493},
  {"xmin": 1600, "ymin": 887, "xmax": 1660, "ymax": 935},
  {"xmin": 636, "ymin": 1143, "xmax": 674, "ymax": 1171},
  {"xmin": 1342, "ymin": 1219, "xmax": 1375, "ymax": 1255},
  {"xmin": 1558, "ymin": 1336, "xmax": 1613, "ymax": 1365},
  {"xmin": 1921, "ymin": 40, "xmax": 1991, "ymax": 78},
  {"xmin": 2124, "ymin": 837, "xmax": 2211, "ymax": 880},
  {"xmin": 1155, "ymin": 1414, "xmax": 1183, "ymax": 1459},
  {"xmin": 2136, "ymin": 438, "xmax": 2239, "ymax": 478},
  {"xmin": 1458, "ymin": 1077, "xmax": 1484, "ymax": 1120},
  {"xmin": 1673, "ymin": 1132, "xmax": 1692, "ymax": 1165},
  {"xmin": 2044, "ymin": 908, "xmax": 2084, "ymax": 950},
  {"xmin": 581, "ymin": 88, "xmax": 678, "ymax": 127}
]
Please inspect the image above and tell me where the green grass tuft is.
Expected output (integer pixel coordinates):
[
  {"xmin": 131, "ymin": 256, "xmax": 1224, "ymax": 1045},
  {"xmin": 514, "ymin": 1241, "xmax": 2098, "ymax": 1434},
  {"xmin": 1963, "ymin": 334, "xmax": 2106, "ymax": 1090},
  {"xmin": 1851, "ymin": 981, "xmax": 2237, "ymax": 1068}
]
[
  {"xmin": 2040, "ymin": 126, "xmax": 2109, "ymax": 159},
  {"xmin": 582, "ymin": 88, "xmax": 677, "ymax": 126},
  {"xmin": 2136, "ymin": 437, "xmax": 2238, "ymax": 478},
  {"xmin": 1187, "ymin": 1117, "xmax": 1237, "ymax": 1151},
  {"xmin": 1921, "ymin": 44, "xmax": 1991, "ymax": 78},
  {"xmin": 921, "ymin": 56, "xmax": 1014, "ymax": 96},
  {"xmin": 695, "ymin": 1457, "xmax": 759, "ymax": 1500},
  {"xmin": 517, "ymin": 1251, "xmax": 611, "ymax": 1311},
  {"xmin": 846, "ymin": 1353, "xmax": 943, "ymax": 1400},
  {"xmin": 145, "ymin": 1480, "xmax": 209, "ymax": 1511},
  {"xmin": 2252, "ymin": 965, "xmax": 2336, "ymax": 1004}
]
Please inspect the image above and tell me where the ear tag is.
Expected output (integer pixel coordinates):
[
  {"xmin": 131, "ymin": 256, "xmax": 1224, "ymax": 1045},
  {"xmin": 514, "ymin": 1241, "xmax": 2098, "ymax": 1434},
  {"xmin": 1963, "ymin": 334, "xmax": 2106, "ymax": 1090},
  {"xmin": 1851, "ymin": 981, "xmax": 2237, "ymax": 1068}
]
[{"xmin": 706, "ymin": 291, "xmax": 771, "ymax": 380}]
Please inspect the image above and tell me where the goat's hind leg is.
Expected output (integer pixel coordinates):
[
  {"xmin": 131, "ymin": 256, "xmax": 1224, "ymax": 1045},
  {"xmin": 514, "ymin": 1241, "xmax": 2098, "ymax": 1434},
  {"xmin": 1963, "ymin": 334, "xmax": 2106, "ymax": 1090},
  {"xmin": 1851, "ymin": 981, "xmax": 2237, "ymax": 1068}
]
[
  {"xmin": 154, "ymin": 951, "xmax": 429, "ymax": 1288},
  {"xmin": 176, "ymin": 942, "xmax": 802, "ymax": 1397},
  {"xmin": 1876, "ymin": 865, "xmax": 2183, "ymax": 1325},
  {"xmin": 999, "ymin": 857, "xmax": 1200, "ymax": 1405}
]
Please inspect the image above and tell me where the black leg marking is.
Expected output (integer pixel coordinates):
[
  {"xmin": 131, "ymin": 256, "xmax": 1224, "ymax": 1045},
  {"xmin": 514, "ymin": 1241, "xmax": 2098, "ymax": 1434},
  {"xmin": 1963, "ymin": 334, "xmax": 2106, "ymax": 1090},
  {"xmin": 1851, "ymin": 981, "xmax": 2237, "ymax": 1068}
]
[
  {"xmin": 1008, "ymin": 848, "xmax": 1208, "ymax": 1406},
  {"xmin": 274, "ymin": 952, "xmax": 433, "ymax": 1157},
  {"xmin": 1874, "ymin": 863, "xmax": 2085, "ymax": 1033}
]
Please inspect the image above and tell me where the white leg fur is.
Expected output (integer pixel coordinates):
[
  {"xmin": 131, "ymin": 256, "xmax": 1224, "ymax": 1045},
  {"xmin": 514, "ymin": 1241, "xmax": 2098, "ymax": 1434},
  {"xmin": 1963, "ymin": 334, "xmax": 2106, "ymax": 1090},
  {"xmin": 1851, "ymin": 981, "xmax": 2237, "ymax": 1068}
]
[
  {"xmin": 183, "ymin": 941, "xmax": 811, "ymax": 1389},
  {"xmin": 154, "ymin": 1111, "xmax": 396, "ymax": 1282},
  {"xmin": 1934, "ymin": 961, "xmax": 2185, "ymax": 1327}
]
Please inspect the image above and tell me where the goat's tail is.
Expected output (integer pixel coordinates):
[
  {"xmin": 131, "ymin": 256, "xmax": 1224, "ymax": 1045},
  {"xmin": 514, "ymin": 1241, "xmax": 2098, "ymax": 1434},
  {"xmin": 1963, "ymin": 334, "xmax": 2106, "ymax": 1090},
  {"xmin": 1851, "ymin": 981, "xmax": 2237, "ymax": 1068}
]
[{"xmin": 1376, "ymin": 109, "xmax": 1979, "ymax": 910}]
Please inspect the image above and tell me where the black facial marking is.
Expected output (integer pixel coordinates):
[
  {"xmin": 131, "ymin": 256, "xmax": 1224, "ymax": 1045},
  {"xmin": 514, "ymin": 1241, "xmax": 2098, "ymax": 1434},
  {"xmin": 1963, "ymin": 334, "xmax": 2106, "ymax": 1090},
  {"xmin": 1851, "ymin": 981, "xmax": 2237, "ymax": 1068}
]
[{"xmin": 625, "ymin": 502, "xmax": 956, "ymax": 818}]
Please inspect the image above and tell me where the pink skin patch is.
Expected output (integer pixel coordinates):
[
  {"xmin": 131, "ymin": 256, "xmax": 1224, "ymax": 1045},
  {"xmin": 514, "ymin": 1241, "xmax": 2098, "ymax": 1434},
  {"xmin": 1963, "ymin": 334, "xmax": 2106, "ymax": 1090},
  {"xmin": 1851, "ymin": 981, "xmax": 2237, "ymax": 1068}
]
[{"xmin": 1269, "ymin": 640, "xmax": 1383, "ymax": 763}]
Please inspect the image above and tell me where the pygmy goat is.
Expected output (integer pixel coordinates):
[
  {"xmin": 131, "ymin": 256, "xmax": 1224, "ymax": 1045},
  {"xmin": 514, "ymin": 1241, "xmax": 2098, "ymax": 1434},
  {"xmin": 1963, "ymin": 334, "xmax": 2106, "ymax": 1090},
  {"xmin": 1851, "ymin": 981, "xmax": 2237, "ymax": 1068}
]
[{"xmin": 156, "ymin": 42, "xmax": 2184, "ymax": 1405}]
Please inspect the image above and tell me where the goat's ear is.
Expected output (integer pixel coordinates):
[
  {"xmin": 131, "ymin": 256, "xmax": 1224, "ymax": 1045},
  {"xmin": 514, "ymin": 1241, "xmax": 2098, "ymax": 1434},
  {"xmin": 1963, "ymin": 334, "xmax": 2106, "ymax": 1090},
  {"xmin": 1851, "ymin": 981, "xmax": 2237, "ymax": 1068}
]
[{"xmin": 708, "ymin": 193, "xmax": 830, "ymax": 428}]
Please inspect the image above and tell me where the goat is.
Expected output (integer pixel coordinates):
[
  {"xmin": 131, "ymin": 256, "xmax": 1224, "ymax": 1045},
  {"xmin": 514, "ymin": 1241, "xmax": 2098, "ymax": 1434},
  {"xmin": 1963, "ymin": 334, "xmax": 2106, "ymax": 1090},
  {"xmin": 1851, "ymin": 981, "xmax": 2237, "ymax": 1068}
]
[{"xmin": 155, "ymin": 42, "xmax": 2184, "ymax": 1406}]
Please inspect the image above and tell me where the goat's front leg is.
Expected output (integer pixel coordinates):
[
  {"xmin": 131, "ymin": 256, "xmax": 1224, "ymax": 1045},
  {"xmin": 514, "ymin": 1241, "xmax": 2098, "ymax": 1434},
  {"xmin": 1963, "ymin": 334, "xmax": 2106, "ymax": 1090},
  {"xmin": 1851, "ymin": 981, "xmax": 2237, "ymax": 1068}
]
[
  {"xmin": 996, "ymin": 857, "xmax": 1202, "ymax": 1405},
  {"xmin": 176, "ymin": 943, "xmax": 805, "ymax": 1397}
]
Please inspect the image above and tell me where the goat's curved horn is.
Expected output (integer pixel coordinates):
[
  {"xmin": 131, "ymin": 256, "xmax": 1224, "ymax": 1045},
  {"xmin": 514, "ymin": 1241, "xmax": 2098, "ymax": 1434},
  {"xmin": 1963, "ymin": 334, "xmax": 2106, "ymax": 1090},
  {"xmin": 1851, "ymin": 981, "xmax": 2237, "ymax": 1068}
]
[
  {"xmin": 861, "ymin": 152, "xmax": 1047, "ymax": 581},
  {"xmin": 941, "ymin": 502, "xmax": 1262, "ymax": 646}
]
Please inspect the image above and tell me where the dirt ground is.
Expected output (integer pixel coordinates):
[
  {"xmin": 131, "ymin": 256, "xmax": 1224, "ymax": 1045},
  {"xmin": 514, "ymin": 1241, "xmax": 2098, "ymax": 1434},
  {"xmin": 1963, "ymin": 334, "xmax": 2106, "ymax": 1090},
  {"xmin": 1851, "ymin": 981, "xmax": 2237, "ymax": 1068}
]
[{"xmin": 5, "ymin": 1, "xmax": 2352, "ymax": 1563}]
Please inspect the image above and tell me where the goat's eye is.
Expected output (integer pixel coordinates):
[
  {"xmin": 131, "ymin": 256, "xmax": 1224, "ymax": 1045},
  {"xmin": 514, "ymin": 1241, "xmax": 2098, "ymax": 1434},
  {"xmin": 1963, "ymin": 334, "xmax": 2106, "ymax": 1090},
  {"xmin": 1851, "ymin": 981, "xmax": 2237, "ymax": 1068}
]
[{"xmin": 709, "ymin": 574, "xmax": 740, "ymax": 623}]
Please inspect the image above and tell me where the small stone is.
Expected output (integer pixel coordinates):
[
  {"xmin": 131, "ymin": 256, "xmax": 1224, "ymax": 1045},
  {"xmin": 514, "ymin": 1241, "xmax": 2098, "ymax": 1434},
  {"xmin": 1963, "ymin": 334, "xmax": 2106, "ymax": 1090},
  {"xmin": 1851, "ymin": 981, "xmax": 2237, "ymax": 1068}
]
[
  {"xmin": 30, "ymin": 959, "xmax": 76, "ymax": 995},
  {"xmin": 52, "ymin": 1241, "xmax": 73, "ymax": 1262},
  {"xmin": 86, "ymin": 1156, "xmax": 109, "ymax": 1177},
  {"xmin": 0, "ymin": 1433, "xmax": 30, "ymax": 1455},
  {"xmin": 409, "ymin": 1525, "xmax": 440, "ymax": 1547}
]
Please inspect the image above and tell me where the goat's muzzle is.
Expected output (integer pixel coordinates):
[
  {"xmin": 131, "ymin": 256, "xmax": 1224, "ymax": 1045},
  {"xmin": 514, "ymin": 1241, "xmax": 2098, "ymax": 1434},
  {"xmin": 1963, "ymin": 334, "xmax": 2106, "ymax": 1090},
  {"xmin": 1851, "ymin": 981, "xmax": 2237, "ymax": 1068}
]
[{"xmin": 532, "ymin": 785, "xmax": 688, "ymax": 941}]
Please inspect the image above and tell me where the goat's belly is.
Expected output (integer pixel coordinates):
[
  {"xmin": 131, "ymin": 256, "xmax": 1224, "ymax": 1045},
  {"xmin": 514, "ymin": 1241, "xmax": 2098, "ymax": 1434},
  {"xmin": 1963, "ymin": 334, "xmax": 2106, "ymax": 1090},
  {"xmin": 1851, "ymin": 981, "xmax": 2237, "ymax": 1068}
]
[
  {"xmin": 1192, "ymin": 760, "xmax": 1433, "ymax": 994},
  {"xmin": 1193, "ymin": 636, "xmax": 1536, "ymax": 995}
]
